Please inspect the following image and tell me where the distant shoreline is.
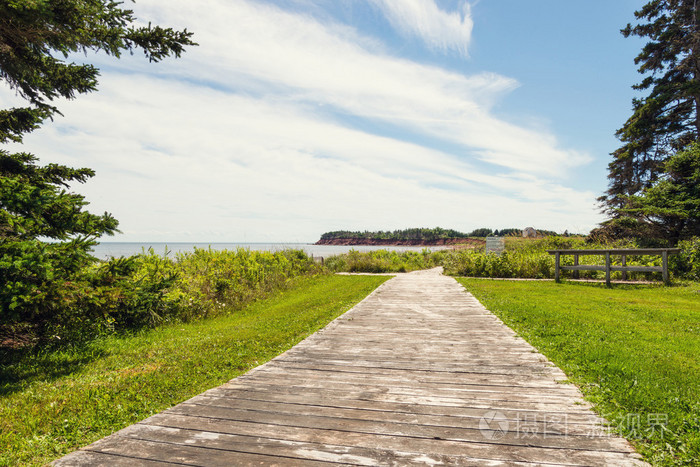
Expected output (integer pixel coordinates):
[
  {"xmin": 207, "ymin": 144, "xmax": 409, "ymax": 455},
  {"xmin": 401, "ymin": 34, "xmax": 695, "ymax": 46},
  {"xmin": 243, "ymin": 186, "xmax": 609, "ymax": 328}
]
[{"xmin": 314, "ymin": 238, "xmax": 486, "ymax": 247}]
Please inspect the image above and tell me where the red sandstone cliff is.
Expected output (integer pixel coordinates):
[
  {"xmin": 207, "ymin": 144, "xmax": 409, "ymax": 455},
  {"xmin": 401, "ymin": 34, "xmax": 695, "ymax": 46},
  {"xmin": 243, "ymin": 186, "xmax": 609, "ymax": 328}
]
[{"xmin": 314, "ymin": 237, "xmax": 485, "ymax": 247}]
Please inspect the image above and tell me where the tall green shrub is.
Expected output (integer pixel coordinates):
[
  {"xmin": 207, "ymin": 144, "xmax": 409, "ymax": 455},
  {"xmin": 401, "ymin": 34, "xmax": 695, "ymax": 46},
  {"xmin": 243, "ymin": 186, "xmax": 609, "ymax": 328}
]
[
  {"xmin": 673, "ymin": 237, "xmax": 700, "ymax": 281},
  {"xmin": 169, "ymin": 248, "xmax": 319, "ymax": 321}
]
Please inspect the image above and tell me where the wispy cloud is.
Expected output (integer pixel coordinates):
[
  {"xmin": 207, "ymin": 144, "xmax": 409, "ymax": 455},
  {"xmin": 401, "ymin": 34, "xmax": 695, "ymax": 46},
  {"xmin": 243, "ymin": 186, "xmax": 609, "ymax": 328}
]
[
  {"xmin": 132, "ymin": 0, "xmax": 586, "ymax": 176},
  {"xmin": 368, "ymin": 0, "xmax": 473, "ymax": 56}
]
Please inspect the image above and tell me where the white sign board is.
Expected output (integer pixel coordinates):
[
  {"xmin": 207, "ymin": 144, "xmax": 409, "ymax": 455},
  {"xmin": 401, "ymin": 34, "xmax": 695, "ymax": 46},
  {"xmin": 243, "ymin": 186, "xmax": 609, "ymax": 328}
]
[{"xmin": 485, "ymin": 237, "xmax": 505, "ymax": 255}]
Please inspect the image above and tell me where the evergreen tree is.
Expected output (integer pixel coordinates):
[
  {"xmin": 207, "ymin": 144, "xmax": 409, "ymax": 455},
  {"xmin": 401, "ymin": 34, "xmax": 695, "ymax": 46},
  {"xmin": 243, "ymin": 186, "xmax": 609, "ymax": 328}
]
[
  {"xmin": 601, "ymin": 0, "xmax": 700, "ymax": 215},
  {"xmin": 616, "ymin": 143, "xmax": 700, "ymax": 242},
  {"xmin": 468, "ymin": 228, "xmax": 493, "ymax": 238},
  {"xmin": 0, "ymin": 1, "xmax": 194, "ymax": 329}
]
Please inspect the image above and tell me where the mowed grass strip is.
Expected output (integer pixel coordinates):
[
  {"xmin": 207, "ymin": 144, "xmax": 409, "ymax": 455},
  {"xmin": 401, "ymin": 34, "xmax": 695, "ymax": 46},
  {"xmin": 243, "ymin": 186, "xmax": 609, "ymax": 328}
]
[
  {"xmin": 457, "ymin": 278, "xmax": 700, "ymax": 466},
  {"xmin": 0, "ymin": 274, "xmax": 390, "ymax": 466}
]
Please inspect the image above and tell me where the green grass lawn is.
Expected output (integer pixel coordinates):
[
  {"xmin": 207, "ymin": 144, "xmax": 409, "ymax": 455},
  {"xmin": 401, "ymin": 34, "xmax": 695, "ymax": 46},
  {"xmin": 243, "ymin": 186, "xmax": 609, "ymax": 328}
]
[
  {"xmin": 458, "ymin": 278, "xmax": 700, "ymax": 466},
  {"xmin": 0, "ymin": 274, "xmax": 390, "ymax": 466}
]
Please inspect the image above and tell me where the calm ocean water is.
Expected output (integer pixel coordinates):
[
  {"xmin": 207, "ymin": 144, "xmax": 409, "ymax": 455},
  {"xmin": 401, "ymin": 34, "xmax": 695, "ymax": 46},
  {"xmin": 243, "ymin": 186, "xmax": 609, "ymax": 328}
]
[{"xmin": 90, "ymin": 242, "xmax": 446, "ymax": 260}]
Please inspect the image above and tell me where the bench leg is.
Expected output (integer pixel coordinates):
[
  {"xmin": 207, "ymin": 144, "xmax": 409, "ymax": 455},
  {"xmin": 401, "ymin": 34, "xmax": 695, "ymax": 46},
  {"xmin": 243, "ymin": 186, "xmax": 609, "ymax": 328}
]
[
  {"xmin": 605, "ymin": 252, "xmax": 611, "ymax": 288},
  {"xmin": 663, "ymin": 251, "xmax": 669, "ymax": 285}
]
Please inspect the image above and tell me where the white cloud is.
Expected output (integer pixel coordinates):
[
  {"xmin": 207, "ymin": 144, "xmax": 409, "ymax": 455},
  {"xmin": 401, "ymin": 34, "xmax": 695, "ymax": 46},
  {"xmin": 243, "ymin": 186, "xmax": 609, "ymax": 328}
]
[
  {"xmin": 125, "ymin": 0, "xmax": 586, "ymax": 177},
  {"xmin": 1, "ymin": 0, "xmax": 603, "ymax": 240},
  {"xmin": 368, "ymin": 0, "xmax": 473, "ymax": 57}
]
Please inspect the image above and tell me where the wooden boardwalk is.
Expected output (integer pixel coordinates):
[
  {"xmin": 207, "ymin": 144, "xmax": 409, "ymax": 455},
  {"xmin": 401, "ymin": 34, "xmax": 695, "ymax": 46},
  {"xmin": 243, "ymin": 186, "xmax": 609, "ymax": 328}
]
[{"xmin": 55, "ymin": 268, "xmax": 646, "ymax": 466}]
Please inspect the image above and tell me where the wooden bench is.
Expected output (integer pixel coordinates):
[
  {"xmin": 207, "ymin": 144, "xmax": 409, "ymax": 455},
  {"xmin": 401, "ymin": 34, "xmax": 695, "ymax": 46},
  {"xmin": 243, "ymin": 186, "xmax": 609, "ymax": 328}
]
[{"xmin": 547, "ymin": 248, "xmax": 680, "ymax": 286}]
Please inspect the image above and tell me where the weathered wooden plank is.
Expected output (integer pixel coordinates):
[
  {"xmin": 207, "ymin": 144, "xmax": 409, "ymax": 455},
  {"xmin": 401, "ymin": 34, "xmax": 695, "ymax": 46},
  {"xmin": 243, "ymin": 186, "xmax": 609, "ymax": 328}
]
[
  {"xmin": 254, "ymin": 362, "xmax": 579, "ymax": 391},
  {"xmin": 161, "ymin": 403, "xmax": 626, "ymax": 452},
  {"xmin": 195, "ymin": 387, "xmax": 609, "ymax": 424},
  {"xmin": 293, "ymin": 339, "xmax": 537, "ymax": 349},
  {"xmin": 263, "ymin": 357, "xmax": 570, "ymax": 383},
  {"xmin": 611, "ymin": 266, "xmax": 663, "ymax": 273},
  {"xmin": 242, "ymin": 361, "xmax": 562, "ymax": 377},
  {"xmin": 62, "ymin": 436, "xmax": 337, "ymax": 466},
  {"xmin": 559, "ymin": 265, "xmax": 607, "ymax": 272},
  {"xmin": 560, "ymin": 265, "xmax": 662, "ymax": 273},
  {"xmin": 52, "ymin": 450, "xmax": 174, "ymax": 466},
  {"xmin": 217, "ymin": 381, "xmax": 594, "ymax": 413},
  {"xmin": 185, "ymin": 395, "xmax": 607, "ymax": 436},
  {"xmin": 291, "ymin": 345, "xmax": 540, "ymax": 356},
  {"xmin": 235, "ymin": 370, "xmax": 584, "ymax": 402},
  {"xmin": 203, "ymin": 385, "xmax": 600, "ymax": 421},
  {"xmin": 276, "ymin": 355, "xmax": 560, "ymax": 371},
  {"xmin": 258, "ymin": 359, "xmax": 561, "ymax": 376},
  {"xmin": 142, "ymin": 413, "xmax": 645, "ymax": 466},
  {"xmin": 285, "ymin": 338, "xmax": 548, "ymax": 352},
  {"xmin": 269, "ymin": 350, "xmax": 556, "ymax": 365},
  {"xmin": 279, "ymin": 351, "xmax": 555, "ymax": 365}
]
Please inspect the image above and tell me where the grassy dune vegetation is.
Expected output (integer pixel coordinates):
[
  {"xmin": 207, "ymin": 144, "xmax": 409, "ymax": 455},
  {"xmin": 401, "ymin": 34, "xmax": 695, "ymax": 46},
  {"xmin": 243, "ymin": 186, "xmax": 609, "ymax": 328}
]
[
  {"xmin": 0, "ymin": 274, "xmax": 390, "ymax": 466},
  {"xmin": 2, "ymin": 248, "xmax": 324, "ymax": 347},
  {"xmin": 327, "ymin": 236, "xmax": 700, "ymax": 281},
  {"xmin": 459, "ymin": 278, "xmax": 700, "ymax": 466},
  {"xmin": 324, "ymin": 248, "xmax": 448, "ymax": 273}
]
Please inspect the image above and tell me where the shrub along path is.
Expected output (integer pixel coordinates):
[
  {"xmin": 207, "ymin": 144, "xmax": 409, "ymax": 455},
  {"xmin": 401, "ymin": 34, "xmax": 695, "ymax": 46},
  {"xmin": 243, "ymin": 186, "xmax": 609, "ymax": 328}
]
[{"xmin": 54, "ymin": 268, "xmax": 646, "ymax": 466}]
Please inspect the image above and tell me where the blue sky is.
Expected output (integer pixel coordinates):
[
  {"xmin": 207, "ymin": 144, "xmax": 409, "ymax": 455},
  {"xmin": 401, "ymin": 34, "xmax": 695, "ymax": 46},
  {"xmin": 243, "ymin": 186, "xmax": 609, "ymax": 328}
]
[{"xmin": 2, "ymin": 0, "xmax": 647, "ymax": 242}]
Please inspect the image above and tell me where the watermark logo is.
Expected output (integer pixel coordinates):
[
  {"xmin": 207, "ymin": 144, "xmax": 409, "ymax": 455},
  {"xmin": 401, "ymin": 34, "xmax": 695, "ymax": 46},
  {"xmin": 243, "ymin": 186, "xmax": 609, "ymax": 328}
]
[
  {"xmin": 621, "ymin": 413, "xmax": 669, "ymax": 439},
  {"xmin": 477, "ymin": 411, "xmax": 669, "ymax": 440},
  {"xmin": 479, "ymin": 410, "xmax": 509, "ymax": 440}
]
